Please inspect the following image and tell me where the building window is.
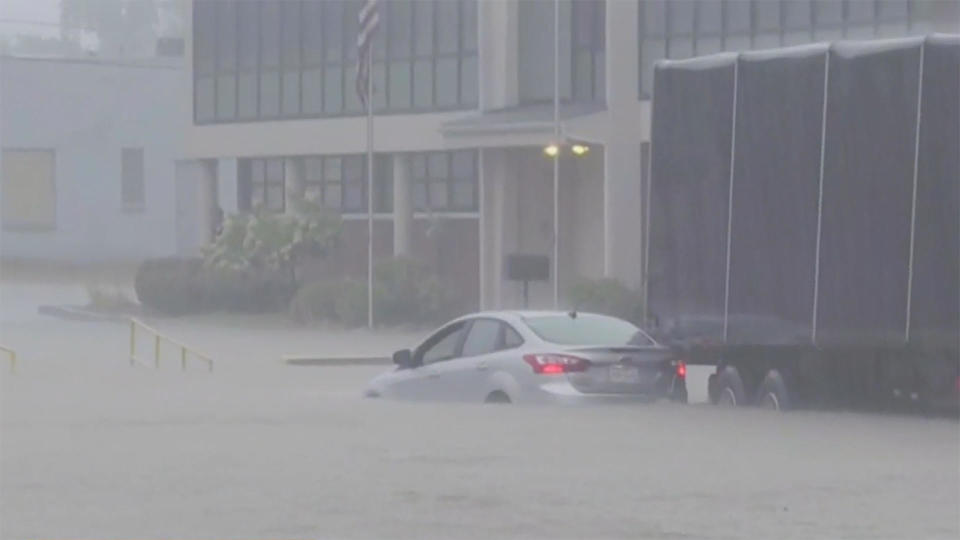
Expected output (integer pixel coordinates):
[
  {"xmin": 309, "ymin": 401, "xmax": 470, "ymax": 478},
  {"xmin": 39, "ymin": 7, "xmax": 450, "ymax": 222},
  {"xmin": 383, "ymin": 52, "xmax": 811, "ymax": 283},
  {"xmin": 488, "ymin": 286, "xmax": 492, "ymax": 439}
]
[
  {"xmin": 239, "ymin": 158, "xmax": 285, "ymax": 213},
  {"xmin": 519, "ymin": 0, "xmax": 606, "ymax": 104},
  {"xmin": 572, "ymin": 0, "xmax": 606, "ymax": 101},
  {"xmin": 638, "ymin": 0, "xmax": 920, "ymax": 98},
  {"xmin": 2, "ymin": 149, "xmax": 56, "ymax": 231},
  {"xmin": 301, "ymin": 154, "xmax": 393, "ymax": 214},
  {"xmin": 193, "ymin": 0, "xmax": 479, "ymax": 124},
  {"xmin": 410, "ymin": 150, "xmax": 477, "ymax": 212},
  {"xmin": 121, "ymin": 148, "xmax": 145, "ymax": 211}
]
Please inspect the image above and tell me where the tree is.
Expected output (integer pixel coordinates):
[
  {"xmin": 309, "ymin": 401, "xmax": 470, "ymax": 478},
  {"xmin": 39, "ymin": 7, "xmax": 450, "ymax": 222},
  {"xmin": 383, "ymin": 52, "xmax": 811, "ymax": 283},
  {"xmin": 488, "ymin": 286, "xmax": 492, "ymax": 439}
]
[{"xmin": 59, "ymin": 0, "xmax": 158, "ymax": 58}]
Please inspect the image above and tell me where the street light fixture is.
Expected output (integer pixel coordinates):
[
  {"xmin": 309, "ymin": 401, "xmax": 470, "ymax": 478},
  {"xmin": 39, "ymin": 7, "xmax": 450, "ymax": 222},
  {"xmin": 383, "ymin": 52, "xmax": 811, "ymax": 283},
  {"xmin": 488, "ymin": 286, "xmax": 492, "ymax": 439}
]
[{"xmin": 542, "ymin": 142, "xmax": 591, "ymax": 158}]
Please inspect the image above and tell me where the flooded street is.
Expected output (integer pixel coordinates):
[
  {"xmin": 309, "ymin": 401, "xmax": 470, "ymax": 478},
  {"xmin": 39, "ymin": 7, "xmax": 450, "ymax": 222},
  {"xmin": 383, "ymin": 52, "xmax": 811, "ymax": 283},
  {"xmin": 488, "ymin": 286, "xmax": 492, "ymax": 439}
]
[{"xmin": 2, "ymin": 282, "xmax": 958, "ymax": 540}]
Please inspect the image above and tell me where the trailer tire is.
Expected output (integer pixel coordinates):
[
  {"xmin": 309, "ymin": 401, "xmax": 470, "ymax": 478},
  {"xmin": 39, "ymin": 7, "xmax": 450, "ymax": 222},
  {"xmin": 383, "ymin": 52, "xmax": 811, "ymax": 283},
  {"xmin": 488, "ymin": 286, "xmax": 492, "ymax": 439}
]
[
  {"xmin": 755, "ymin": 370, "xmax": 791, "ymax": 411},
  {"xmin": 715, "ymin": 366, "xmax": 747, "ymax": 407}
]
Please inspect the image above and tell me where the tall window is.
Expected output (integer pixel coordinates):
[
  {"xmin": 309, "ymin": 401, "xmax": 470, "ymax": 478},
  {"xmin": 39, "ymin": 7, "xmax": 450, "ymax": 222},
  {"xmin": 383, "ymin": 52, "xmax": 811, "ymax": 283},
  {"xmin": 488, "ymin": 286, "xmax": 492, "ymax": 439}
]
[
  {"xmin": 410, "ymin": 150, "xmax": 478, "ymax": 212},
  {"xmin": 239, "ymin": 158, "xmax": 285, "ymax": 213},
  {"xmin": 302, "ymin": 155, "xmax": 392, "ymax": 214},
  {"xmin": 572, "ymin": 0, "xmax": 605, "ymax": 101},
  {"xmin": 519, "ymin": 0, "xmax": 606, "ymax": 104},
  {"xmin": 1, "ymin": 149, "xmax": 56, "ymax": 231},
  {"xmin": 193, "ymin": 0, "xmax": 479, "ymax": 124},
  {"xmin": 638, "ymin": 0, "xmax": 922, "ymax": 98},
  {"xmin": 121, "ymin": 148, "xmax": 145, "ymax": 211}
]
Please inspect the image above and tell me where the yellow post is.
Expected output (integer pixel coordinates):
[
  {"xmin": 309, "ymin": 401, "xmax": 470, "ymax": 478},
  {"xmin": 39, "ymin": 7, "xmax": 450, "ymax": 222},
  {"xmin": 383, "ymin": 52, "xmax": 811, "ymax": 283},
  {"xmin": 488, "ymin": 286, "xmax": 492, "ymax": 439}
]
[
  {"xmin": 129, "ymin": 320, "xmax": 136, "ymax": 366},
  {"xmin": 154, "ymin": 334, "xmax": 161, "ymax": 369},
  {"xmin": 181, "ymin": 347, "xmax": 187, "ymax": 371}
]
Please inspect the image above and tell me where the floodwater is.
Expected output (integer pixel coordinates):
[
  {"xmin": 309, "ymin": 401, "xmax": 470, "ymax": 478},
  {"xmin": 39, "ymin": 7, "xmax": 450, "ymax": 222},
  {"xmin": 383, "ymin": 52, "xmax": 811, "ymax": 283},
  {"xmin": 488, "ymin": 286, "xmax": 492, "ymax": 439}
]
[{"xmin": 1, "ymin": 281, "xmax": 958, "ymax": 539}]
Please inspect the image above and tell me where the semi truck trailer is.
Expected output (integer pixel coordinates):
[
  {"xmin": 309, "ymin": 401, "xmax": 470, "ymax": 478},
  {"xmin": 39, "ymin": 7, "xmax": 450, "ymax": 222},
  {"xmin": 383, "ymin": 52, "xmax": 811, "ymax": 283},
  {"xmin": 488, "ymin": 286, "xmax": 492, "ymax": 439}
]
[{"xmin": 645, "ymin": 35, "xmax": 959, "ymax": 413}]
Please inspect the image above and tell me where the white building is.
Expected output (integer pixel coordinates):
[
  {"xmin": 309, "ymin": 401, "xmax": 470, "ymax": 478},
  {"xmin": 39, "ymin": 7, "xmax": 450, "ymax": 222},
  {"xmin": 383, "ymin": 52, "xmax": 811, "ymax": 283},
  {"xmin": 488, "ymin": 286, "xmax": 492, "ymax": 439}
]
[
  {"xmin": 0, "ymin": 54, "xmax": 183, "ymax": 262},
  {"xmin": 180, "ymin": 0, "xmax": 957, "ymax": 311}
]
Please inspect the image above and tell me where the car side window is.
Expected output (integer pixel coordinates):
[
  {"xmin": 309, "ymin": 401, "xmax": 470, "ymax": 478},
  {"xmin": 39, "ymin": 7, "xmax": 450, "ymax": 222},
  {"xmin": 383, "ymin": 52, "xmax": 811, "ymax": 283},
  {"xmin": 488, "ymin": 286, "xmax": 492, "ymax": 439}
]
[
  {"xmin": 503, "ymin": 324, "xmax": 524, "ymax": 349},
  {"xmin": 419, "ymin": 323, "xmax": 466, "ymax": 365},
  {"xmin": 461, "ymin": 319, "xmax": 502, "ymax": 357}
]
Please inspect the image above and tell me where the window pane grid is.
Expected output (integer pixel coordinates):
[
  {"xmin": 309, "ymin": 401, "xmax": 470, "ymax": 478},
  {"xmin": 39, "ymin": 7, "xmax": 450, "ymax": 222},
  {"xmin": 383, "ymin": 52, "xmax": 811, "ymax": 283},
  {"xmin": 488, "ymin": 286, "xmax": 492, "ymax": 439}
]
[
  {"xmin": 638, "ymin": 0, "xmax": 915, "ymax": 99},
  {"xmin": 195, "ymin": 0, "xmax": 478, "ymax": 124}
]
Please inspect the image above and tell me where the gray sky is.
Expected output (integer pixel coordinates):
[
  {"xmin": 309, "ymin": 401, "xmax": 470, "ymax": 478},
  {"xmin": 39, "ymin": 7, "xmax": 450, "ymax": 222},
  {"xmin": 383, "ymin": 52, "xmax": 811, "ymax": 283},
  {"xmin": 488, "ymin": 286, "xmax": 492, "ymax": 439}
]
[{"xmin": 1, "ymin": 0, "xmax": 62, "ymax": 39}]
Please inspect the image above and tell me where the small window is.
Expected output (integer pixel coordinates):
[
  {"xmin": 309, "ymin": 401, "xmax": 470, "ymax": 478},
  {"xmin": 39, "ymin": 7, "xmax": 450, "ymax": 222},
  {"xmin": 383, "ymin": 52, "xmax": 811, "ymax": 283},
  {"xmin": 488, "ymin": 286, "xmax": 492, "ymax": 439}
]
[
  {"xmin": 420, "ymin": 323, "xmax": 466, "ymax": 365},
  {"xmin": 461, "ymin": 319, "xmax": 502, "ymax": 357},
  {"xmin": 121, "ymin": 148, "xmax": 145, "ymax": 211},
  {"xmin": 503, "ymin": 325, "xmax": 524, "ymax": 349},
  {"xmin": 2, "ymin": 149, "xmax": 56, "ymax": 231}
]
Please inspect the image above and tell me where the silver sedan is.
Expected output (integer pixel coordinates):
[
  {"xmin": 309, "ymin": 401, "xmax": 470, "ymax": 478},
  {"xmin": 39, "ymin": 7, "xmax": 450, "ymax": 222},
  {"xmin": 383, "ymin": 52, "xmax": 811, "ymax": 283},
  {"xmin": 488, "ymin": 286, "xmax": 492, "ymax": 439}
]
[{"xmin": 365, "ymin": 311, "xmax": 688, "ymax": 404}]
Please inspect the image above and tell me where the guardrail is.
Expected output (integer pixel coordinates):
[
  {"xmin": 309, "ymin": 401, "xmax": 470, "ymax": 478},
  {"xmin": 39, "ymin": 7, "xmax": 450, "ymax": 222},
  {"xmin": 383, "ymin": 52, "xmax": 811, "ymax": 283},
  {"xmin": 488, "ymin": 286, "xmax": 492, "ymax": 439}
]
[
  {"xmin": 0, "ymin": 345, "xmax": 15, "ymax": 374},
  {"xmin": 129, "ymin": 318, "xmax": 213, "ymax": 372}
]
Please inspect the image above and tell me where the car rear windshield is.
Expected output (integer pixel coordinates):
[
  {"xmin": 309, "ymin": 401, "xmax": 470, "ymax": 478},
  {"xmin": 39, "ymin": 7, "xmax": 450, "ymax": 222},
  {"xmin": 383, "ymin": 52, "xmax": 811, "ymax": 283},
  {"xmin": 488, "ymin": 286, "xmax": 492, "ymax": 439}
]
[{"xmin": 523, "ymin": 314, "xmax": 651, "ymax": 346}]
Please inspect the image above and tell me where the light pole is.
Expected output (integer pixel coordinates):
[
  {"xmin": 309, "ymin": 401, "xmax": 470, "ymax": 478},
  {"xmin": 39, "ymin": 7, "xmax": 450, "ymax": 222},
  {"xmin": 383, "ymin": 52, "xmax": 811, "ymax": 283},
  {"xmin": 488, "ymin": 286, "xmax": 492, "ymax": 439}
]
[{"xmin": 552, "ymin": 0, "xmax": 560, "ymax": 309}]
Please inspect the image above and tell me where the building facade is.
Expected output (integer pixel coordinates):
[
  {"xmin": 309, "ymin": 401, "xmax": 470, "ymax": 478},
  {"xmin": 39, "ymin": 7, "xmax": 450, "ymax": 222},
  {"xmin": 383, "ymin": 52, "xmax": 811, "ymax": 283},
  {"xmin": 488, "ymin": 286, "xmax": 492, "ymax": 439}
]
[
  {"xmin": 181, "ymin": 0, "xmax": 957, "ymax": 311},
  {"xmin": 0, "ymin": 55, "xmax": 184, "ymax": 263}
]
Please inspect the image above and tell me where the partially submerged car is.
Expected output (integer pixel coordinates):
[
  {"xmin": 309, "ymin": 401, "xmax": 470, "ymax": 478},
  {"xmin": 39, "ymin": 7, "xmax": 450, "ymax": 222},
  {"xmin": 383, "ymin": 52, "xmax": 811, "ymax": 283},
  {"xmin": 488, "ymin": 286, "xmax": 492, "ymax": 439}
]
[{"xmin": 366, "ymin": 311, "xmax": 687, "ymax": 404}]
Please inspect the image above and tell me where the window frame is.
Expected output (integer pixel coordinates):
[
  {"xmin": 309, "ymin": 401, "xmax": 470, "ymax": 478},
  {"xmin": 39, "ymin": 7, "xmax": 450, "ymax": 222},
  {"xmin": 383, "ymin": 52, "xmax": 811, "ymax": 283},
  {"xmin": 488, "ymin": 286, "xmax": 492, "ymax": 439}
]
[
  {"xmin": 120, "ymin": 147, "xmax": 146, "ymax": 212},
  {"xmin": 409, "ymin": 150, "xmax": 478, "ymax": 213},
  {"xmin": 1, "ymin": 148, "xmax": 57, "ymax": 232},
  {"xmin": 194, "ymin": 0, "xmax": 480, "ymax": 125},
  {"xmin": 638, "ymin": 0, "xmax": 915, "ymax": 99},
  {"xmin": 416, "ymin": 320, "xmax": 469, "ymax": 366}
]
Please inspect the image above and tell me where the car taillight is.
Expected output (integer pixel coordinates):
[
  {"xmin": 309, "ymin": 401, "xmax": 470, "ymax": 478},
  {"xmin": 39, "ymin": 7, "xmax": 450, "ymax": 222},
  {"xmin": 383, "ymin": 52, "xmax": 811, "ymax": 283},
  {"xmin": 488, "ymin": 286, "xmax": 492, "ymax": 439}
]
[
  {"xmin": 523, "ymin": 353, "xmax": 590, "ymax": 374},
  {"xmin": 676, "ymin": 361, "xmax": 687, "ymax": 379}
]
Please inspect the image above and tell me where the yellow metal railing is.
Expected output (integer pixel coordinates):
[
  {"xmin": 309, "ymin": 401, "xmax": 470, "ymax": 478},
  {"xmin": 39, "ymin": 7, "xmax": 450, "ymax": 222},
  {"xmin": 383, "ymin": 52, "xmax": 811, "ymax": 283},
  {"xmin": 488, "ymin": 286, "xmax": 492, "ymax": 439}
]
[
  {"xmin": 0, "ymin": 345, "xmax": 15, "ymax": 374},
  {"xmin": 129, "ymin": 318, "xmax": 213, "ymax": 372}
]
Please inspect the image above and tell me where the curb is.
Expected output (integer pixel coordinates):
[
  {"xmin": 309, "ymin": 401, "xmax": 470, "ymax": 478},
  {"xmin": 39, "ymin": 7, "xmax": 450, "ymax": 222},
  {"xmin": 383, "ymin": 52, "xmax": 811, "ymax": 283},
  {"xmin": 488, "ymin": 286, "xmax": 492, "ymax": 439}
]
[
  {"xmin": 283, "ymin": 355, "xmax": 391, "ymax": 367},
  {"xmin": 38, "ymin": 305, "xmax": 133, "ymax": 323}
]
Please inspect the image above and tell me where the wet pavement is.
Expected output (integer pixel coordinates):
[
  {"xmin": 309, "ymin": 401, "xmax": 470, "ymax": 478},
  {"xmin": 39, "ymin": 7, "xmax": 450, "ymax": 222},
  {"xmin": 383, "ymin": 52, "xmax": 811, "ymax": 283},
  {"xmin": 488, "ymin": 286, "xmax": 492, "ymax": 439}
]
[{"xmin": 2, "ymin": 281, "xmax": 957, "ymax": 539}]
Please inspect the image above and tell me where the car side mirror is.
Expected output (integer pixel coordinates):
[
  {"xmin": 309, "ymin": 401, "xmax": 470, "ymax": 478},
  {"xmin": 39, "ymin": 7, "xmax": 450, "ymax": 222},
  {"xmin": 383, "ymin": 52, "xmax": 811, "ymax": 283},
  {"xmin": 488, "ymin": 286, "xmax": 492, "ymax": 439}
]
[{"xmin": 393, "ymin": 348, "xmax": 414, "ymax": 368}]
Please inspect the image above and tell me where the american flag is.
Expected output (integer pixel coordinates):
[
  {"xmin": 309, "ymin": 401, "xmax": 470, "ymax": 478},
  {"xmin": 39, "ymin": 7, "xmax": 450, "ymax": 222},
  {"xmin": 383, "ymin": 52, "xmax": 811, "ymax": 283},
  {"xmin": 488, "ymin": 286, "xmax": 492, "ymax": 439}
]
[{"xmin": 356, "ymin": 0, "xmax": 380, "ymax": 110}]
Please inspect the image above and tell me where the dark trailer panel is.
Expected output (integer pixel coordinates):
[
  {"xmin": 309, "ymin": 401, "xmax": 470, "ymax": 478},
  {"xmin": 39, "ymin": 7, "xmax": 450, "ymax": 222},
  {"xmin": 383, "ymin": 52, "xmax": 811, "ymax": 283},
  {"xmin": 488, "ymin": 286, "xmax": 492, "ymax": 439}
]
[
  {"xmin": 726, "ymin": 45, "xmax": 827, "ymax": 345},
  {"xmin": 647, "ymin": 36, "xmax": 958, "ymax": 412},
  {"xmin": 911, "ymin": 35, "xmax": 960, "ymax": 350},
  {"xmin": 817, "ymin": 38, "xmax": 923, "ymax": 346},
  {"xmin": 647, "ymin": 53, "xmax": 736, "ymax": 341}
]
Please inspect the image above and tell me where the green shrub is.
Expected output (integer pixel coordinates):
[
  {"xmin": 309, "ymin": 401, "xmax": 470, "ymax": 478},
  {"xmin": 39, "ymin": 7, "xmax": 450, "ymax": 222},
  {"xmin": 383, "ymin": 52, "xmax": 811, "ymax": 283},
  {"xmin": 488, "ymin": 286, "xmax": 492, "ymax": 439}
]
[
  {"xmin": 289, "ymin": 279, "xmax": 365, "ymax": 327},
  {"xmin": 568, "ymin": 278, "xmax": 644, "ymax": 324},
  {"xmin": 373, "ymin": 257, "xmax": 456, "ymax": 326},
  {"xmin": 334, "ymin": 279, "xmax": 368, "ymax": 327},
  {"xmin": 288, "ymin": 257, "xmax": 456, "ymax": 328},
  {"xmin": 135, "ymin": 256, "xmax": 294, "ymax": 315},
  {"xmin": 134, "ymin": 257, "xmax": 206, "ymax": 315},
  {"xmin": 85, "ymin": 283, "xmax": 136, "ymax": 311}
]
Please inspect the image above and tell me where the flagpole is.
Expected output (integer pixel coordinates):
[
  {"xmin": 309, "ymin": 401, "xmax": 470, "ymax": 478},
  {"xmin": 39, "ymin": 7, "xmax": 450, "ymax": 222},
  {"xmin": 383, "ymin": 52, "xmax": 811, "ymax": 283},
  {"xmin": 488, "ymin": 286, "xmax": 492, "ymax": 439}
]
[{"xmin": 366, "ymin": 44, "xmax": 374, "ymax": 330}]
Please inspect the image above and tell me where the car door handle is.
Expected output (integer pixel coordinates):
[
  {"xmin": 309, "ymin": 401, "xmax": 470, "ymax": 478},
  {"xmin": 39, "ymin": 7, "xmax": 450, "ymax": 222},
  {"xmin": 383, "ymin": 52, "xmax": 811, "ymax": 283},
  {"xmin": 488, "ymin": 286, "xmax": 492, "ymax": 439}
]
[
  {"xmin": 426, "ymin": 371, "xmax": 441, "ymax": 379},
  {"xmin": 476, "ymin": 361, "xmax": 488, "ymax": 371}
]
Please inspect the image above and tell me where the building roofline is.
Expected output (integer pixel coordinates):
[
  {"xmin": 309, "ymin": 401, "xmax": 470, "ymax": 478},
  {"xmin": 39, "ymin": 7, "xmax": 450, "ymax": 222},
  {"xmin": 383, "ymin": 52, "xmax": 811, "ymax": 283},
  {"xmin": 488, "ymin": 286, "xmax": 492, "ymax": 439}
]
[{"xmin": 0, "ymin": 54, "xmax": 182, "ymax": 70}]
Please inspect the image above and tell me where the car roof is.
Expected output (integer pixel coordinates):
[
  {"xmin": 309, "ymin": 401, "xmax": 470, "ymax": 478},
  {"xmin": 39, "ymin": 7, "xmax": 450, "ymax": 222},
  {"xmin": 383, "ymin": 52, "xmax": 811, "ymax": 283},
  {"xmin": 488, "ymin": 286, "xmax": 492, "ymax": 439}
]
[{"xmin": 457, "ymin": 310, "xmax": 623, "ymax": 322}]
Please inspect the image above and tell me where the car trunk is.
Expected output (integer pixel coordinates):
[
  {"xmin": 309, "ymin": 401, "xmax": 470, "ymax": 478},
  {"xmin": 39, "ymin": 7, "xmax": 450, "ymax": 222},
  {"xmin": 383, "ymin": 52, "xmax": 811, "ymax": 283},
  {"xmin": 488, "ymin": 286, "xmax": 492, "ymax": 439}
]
[{"xmin": 563, "ymin": 346, "xmax": 676, "ymax": 394}]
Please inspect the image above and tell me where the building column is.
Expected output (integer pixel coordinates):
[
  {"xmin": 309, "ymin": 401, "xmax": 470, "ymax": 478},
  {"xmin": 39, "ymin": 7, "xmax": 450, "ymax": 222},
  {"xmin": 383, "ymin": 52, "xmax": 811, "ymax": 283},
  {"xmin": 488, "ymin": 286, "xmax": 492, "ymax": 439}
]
[
  {"xmin": 602, "ymin": 0, "xmax": 644, "ymax": 289},
  {"xmin": 603, "ymin": 142, "xmax": 643, "ymax": 289},
  {"xmin": 198, "ymin": 158, "xmax": 218, "ymax": 245},
  {"xmin": 218, "ymin": 158, "xmax": 239, "ymax": 214},
  {"xmin": 392, "ymin": 153, "xmax": 413, "ymax": 257},
  {"xmin": 478, "ymin": 0, "xmax": 519, "ymax": 110},
  {"xmin": 284, "ymin": 156, "xmax": 305, "ymax": 214}
]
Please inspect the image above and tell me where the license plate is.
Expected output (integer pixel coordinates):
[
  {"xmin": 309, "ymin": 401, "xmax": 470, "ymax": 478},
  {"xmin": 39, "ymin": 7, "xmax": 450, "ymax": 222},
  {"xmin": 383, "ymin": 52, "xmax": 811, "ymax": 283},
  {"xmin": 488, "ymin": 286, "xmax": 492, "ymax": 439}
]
[{"xmin": 608, "ymin": 365, "xmax": 640, "ymax": 384}]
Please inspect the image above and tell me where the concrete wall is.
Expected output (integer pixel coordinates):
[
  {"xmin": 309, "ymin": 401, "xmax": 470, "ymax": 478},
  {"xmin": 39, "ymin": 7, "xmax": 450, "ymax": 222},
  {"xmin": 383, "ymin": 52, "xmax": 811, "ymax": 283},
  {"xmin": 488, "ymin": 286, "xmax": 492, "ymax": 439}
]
[{"xmin": 0, "ymin": 56, "xmax": 182, "ymax": 262}]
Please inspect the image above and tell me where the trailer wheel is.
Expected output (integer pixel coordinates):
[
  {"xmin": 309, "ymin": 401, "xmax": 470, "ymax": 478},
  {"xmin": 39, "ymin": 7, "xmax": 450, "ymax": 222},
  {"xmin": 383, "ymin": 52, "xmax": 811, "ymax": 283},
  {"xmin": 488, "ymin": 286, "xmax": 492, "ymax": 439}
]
[
  {"xmin": 715, "ymin": 366, "xmax": 747, "ymax": 407},
  {"xmin": 756, "ymin": 370, "xmax": 791, "ymax": 411}
]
